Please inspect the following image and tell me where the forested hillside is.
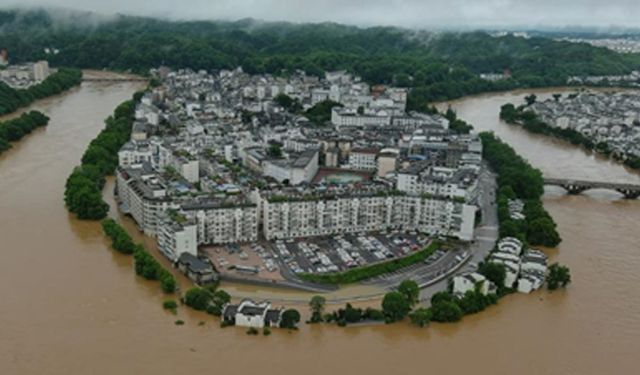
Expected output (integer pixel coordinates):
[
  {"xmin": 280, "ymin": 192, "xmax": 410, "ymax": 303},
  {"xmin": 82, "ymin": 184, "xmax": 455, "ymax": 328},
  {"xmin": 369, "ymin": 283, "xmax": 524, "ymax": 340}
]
[{"xmin": 2, "ymin": 9, "xmax": 640, "ymax": 107}]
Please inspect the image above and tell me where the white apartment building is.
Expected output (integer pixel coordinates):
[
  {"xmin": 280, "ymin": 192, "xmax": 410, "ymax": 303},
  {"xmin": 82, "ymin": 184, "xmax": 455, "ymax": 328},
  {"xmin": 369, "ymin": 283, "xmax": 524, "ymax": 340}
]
[
  {"xmin": 348, "ymin": 148, "xmax": 378, "ymax": 171},
  {"xmin": 175, "ymin": 158, "xmax": 200, "ymax": 183},
  {"xmin": 397, "ymin": 165, "xmax": 479, "ymax": 203},
  {"xmin": 181, "ymin": 201, "xmax": 259, "ymax": 245},
  {"xmin": 262, "ymin": 193, "xmax": 475, "ymax": 241},
  {"xmin": 32, "ymin": 60, "xmax": 50, "ymax": 81},
  {"xmin": 157, "ymin": 217, "xmax": 198, "ymax": 261},
  {"xmin": 116, "ymin": 166, "xmax": 171, "ymax": 237},
  {"xmin": 331, "ymin": 107, "xmax": 391, "ymax": 128},
  {"xmin": 118, "ymin": 141, "xmax": 154, "ymax": 168},
  {"xmin": 283, "ymin": 137, "xmax": 320, "ymax": 153}
]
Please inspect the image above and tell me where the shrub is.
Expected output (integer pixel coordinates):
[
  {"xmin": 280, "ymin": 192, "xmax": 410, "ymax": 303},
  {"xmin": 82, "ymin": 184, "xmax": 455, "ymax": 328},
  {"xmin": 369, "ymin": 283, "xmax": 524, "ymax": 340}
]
[
  {"xmin": 409, "ymin": 308, "xmax": 432, "ymax": 327},
  {"xmin": 163, "ymin": 300, "xmax": 178, "ymax": 311},
  {"xmin": 363, "ymin": 308, "xmax": 385, "ymax": 321},
  {"xmin": 184, "ymin": 288, "xmax": 213, "ymax": 311}
]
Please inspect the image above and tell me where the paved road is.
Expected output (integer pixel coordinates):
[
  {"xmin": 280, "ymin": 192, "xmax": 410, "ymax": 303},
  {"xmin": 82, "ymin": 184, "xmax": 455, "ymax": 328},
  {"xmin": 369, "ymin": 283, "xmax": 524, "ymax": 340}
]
[{"xmin": 418, "ymin": 164, "xmax": 499, "ymax": 303}]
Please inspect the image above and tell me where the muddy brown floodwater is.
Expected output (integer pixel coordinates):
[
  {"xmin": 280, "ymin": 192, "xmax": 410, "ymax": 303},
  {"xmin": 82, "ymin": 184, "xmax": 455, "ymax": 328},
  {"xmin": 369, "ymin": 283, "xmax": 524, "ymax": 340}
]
[{"xmin": 1, "ymin": 81, "xmax": 639, "ymax": 375}]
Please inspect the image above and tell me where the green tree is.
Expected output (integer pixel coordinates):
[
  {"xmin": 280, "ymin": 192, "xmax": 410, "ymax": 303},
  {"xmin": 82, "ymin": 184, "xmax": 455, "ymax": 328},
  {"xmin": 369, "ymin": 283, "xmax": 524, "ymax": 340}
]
[
  {"xmin": 382, "ymin": 291, "xmax": 411, "ymax": 322},
  {"xmin": 547, "ymin": 263, "xmax": 571, "ymax": 290},
  {"xmin": 267, "ymin": 143, "xmax": 283, "ymax": 158},
  {"xmin": 478, "ymin": 262, "xmax": 507, "ymax": 290},
  {"xmin": 163, "ymin": 300, "xmax": 178, "ymax": 312},
  {"xmin": 305, "ymin": 100, "xmax": 342, "ymax": 126},
  {"xmin": 430, "ymin": 301, "xmax": 463, "ymax": 322},
  {"xmin": 398, "ymin": 280, "xmax": 420, "ymax": 307},
  {"xmin": 527, "ymin": 217, "xmax": 561, "ymax": 247},
  {"xmin": 309, "ymin": 295, "xmax": 326, "ymax": 323},
  {"xmin": 207, "ymin": 290, "xmax": 231, "ymax": 316},
  {"xmin": 457, "ymin": 290, "xmax": 489, "ymax": 314},
  {"xmin": 280, "ymin": 309, "xmax": 301, "ymax": 329},
  {"xmin": 430, "ymin": 291, "xmax": 455, "ymax": 306},
  {"xmin": 184, "ymin": 288, "xmax": 213, "ymax": 311},
  {"xmin": 525, "ymin": 94, "xmax": 537, "ymax": 106}
]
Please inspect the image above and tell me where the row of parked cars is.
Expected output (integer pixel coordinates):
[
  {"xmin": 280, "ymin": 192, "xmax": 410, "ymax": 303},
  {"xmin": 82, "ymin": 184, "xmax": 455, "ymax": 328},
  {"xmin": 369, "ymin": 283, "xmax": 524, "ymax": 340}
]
[{"xmin": 250, "ymin": 243, "xmax": 279, "ymax": 273}]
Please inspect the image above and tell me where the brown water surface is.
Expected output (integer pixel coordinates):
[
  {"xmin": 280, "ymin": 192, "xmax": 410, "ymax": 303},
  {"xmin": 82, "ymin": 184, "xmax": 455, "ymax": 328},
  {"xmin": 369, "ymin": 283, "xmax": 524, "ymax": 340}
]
[{"xmin": 1, "ymin": 83, "xmax": 639, "ymax": 374}]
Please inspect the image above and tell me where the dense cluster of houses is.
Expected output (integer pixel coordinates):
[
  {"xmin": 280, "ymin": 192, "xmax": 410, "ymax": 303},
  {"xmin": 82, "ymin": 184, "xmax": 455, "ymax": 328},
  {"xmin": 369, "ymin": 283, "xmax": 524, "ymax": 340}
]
[
  {"xmin": 567, "ymin": 71, "xmax": 640, "ymax": 87},
  {"xmin": 453, "ymin": 236, "xmax": 548, "ymax": 296},
  {"xmin": 530, "ymin": 92, "xmax": 640, "ymax": 160},
  {"xmin": 114, "ymin": 67, "xmax": 486, "ymax": 281}
]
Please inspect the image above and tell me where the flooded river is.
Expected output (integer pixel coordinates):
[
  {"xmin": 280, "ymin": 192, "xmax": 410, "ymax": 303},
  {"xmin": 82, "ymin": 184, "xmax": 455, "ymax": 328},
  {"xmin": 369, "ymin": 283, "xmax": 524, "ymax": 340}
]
[{"xmin": 1, "ymin": 82, "xmax": 639, "ymax": 375}]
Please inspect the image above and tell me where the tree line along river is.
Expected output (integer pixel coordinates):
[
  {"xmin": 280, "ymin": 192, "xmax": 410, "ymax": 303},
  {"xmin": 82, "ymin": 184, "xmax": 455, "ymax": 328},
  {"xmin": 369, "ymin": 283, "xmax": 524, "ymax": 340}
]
[{"xmin": 1, "ymin": 78, "xmax": 639, "ymax": 375}]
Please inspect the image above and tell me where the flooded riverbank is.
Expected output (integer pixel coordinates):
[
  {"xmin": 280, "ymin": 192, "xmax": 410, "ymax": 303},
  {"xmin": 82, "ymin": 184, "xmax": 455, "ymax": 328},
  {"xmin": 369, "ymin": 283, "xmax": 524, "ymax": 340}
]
[{"xmin": 1, "ymin": 82, "xmax": 638, "ymax": 375}]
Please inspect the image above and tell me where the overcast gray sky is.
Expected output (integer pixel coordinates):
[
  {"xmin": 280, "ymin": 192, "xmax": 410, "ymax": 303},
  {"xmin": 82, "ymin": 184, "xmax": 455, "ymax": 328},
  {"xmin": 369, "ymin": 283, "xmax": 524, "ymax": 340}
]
[{"xmin": 5, "ymin": 0, "xmax": 640, "ymax": 29}]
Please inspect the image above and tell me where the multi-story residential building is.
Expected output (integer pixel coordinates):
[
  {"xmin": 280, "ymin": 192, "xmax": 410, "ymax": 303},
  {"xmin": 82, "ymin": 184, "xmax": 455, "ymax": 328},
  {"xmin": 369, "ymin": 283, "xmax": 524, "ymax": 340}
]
[
  {"xmin": 348, "ymin": 148, "xmax": 379, "ymax": 171},
  {"xmin": 118, "ymin": 140, "xmax": 154, "ymax": 168},
  {"xmin": 181, "ymin": 200, "xmax": 259, "ymax": 245},
  {"xmin": 116, "ymin": 166, "xmax": 171, "ymax": 237},
  {"xmin": 171, "ymin": 156, "xmax": 200, "ymax": 183},
  {"xmin": 331, "ymin": 107, "xmax": 391, "ymax": 128},
  {"xmin": 157, "ymin": 215, "xmax": 198, "ymax": 261},
  {"xmin": 283, "ymin": 137, "xmax": 320, "ymax": 153},
  {"xmin": 262, "ymin": 190, "xmax": 475, "ymax": 241},
  {"xmin": 396, "ymin": 163, "xmax": 479, "ymax": 203}
]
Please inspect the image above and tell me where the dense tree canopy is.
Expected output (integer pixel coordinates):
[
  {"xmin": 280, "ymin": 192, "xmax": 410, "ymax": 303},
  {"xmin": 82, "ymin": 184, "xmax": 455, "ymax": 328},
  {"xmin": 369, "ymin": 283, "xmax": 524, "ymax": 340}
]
[
  {"xmin": 0, "ymin": 68, "xmax": 82, "ymax": 115},
  {"xmin": 2, "ymin": 9, "xmax": 640, "ymax": 109},
  {"xmin": 64, "ymin": 97, "xmax": 138, "ymax": 220},
  {"xmin": 0, "ymin": 110, "xmax": 49, "ymax": 155},
  {"xmin": 101, "ymin": 218, "xmax": 177, "ymax": 293},
  {"xmin": 480, "ymin": 132, "xmax": 561, "ymax": 247}
]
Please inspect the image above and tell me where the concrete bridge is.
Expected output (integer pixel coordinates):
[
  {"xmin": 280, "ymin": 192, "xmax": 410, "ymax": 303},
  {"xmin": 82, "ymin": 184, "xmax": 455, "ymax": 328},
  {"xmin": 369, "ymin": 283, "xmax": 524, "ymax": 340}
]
[{"xmin": 544, "ymin": 178, "xmax": 640, "ymax": 199}]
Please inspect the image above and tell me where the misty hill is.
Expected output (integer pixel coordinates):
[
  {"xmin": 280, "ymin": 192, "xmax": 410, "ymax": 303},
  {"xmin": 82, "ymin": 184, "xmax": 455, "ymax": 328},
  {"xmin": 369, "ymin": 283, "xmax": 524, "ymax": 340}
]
[{"xmin": 2, "ymin": 8, "xmax": 640, "ymax": 106}]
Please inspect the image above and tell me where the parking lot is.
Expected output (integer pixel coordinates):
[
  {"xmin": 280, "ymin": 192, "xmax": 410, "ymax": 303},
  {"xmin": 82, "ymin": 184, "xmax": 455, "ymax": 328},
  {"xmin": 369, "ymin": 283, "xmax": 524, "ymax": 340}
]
[
  {"xmin": 268, "ymin": 232, "xmax": 430, "ymax": 277},
  {"xmin": 201, "ymin": 243, "xmax": 284, "ymax": 281}
]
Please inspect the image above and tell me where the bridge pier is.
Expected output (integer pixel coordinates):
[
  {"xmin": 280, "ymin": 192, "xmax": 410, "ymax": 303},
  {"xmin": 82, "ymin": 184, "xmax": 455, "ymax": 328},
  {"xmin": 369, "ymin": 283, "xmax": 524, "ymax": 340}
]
[
  {"xmin": 617, "ymin": 189, "xmax": 640, "ymax": 199},
  {"xmin": 564, "ymin": 185, "xmax": 588, "ymax": 195}
]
